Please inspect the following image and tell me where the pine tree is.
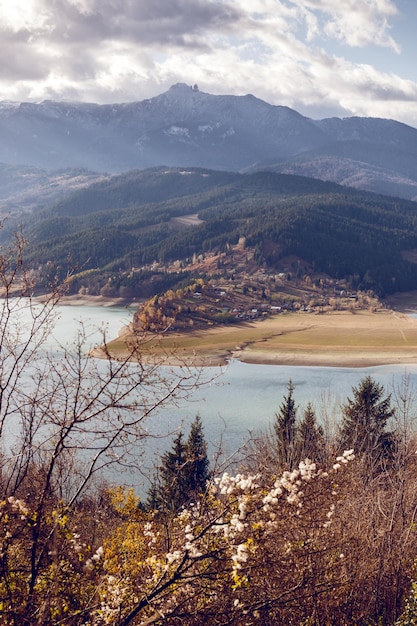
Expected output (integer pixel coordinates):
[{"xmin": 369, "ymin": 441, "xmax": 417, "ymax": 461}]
[
  {"xmin": 296, "ymin": 402, "xmax": 325, "ymax": 464},
  {"xmin": 338, "ymin": 375, "xmax": 395, "ymax": 467},
  {"xmin": 148, "ymin": 432, "xmax": 188, "ymax": 513},
  {"xmin": 148, "ymin": 415, "xmax": 210, "ymax": 514},
  {"xmin": 183, "ymin": 414, "xmax": 211, "ymax": 495},
  {"xmin": 274, "ymin": 379, "xmax": 298, "ymax": 469}
]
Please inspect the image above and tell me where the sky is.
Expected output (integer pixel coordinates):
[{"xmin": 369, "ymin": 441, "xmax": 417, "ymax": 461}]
[{"xmin": 1, "ymin": 0, "xmax": 417, "ymax": 126}]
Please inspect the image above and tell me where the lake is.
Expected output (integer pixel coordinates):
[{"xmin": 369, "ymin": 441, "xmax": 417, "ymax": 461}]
[
  {"xmin": 50, "ymin": 306, "xmax": 417, "ymax": 459},
  {"xmin": 16, "ymin": 302, "xmax": 417, "ymax": 493}
]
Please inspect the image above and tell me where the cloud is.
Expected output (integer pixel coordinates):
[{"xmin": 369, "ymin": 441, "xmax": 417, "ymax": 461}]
[
  {"xmin": 0, "ymin": 0, "xmax": 245, "ymax": 89},
  {"xmin": 0, "ymin": 0, "xmax": 416, "ymax": 127},
  {"xmin": 290, "ymin": 0, "xmax": 400, "ymax": 49},
  {"xmin": 0, "ymin": 0, "xmax": 51, "ymax": 32},
  {"xmin": 26, "ymin": 0, "xmax": 243, "ymax": 47}
]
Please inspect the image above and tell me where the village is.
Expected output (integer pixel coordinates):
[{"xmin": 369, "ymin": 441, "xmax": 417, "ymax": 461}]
[{"xmin": 132, "ymin": 241, "xmax": 379, "ymax": 333}]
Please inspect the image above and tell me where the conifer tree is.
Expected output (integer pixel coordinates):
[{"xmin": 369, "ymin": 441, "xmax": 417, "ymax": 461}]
[
  {"xmin": 338, "ymin": 375, "xmax": 395, "ymax": 467},
  {"xmin": 148, "ymin": 432, "xmax": 188, "ymax": 513},
  {"xmin": 148, "ymin": 415, "xmax": 210, "ymax": 514},
  {"xmin": 183, "ymin": 414, "xmax": 211, "ymax": 495},
  {"xmin": 296, "ymin": 402, "xmax": 326, "ymax": 464},
  {"xmin": 274, "ymin": 379, "xmax": 298, "ymax": 469}
]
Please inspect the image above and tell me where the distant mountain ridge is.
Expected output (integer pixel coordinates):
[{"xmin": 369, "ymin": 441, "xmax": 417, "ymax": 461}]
[
  {"xmin": 0, "ymin": 164, "xmax": 107, "ymax": 214},
  {"xmin": 1, "ymin": 83, "xmax": 417, "ymax": 199}
]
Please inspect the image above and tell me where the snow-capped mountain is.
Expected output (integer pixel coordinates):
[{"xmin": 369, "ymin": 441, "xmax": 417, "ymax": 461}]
[{"xmin": 1, "ymin": 82, "xmax": 417, "ymax": 200}]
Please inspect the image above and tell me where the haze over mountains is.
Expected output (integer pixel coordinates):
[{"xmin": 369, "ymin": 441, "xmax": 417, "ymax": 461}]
[
  {"xmin": 3, "ymin": 83, "xmax": 417, "ymax": 300},
  {"xmin": 1, "ymin": 82, "xmax": 417, "ymax": 205}
]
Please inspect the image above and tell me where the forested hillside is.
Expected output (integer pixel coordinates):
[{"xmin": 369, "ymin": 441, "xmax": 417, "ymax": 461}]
[{"xmin": 7, "ymin": 167, "xmax": 417, "ymax": 297}]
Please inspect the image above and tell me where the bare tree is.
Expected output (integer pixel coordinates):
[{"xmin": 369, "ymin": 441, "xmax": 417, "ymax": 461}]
[{"xmin": 0, "ymin": 229, "xmax": 204, "ymax": 623}]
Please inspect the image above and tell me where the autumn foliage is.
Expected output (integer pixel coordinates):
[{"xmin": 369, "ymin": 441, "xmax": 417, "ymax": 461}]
[{"xmin": 3, "ymin": 437, "xmax": 417, "ymax": 624}]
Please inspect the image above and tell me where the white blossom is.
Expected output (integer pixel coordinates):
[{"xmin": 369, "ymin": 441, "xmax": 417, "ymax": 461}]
[
  {"xmin": 232, "ymin": 543, "xmax": 250, "ymax": 571},
  {"xmin": 7, "ymin": 496, "xmax": 30, "ymax": 518},
  {"xmin": 166, "ymin": 550, "xmax": 182, "ymax": 565},
  {"xmin": 230, "ymin": 514, "xmax": 245, "ymax": 534},
  {"xmin": 214, "ymin": 472, "xmax": 260, "ymax": 496},
  {"xmin": 92, "ymin": 546, "xmax": 104, "ymax": 562}
]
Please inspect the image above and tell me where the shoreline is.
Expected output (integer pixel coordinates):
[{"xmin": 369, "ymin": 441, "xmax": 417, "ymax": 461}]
[
  {"xmin": 57, "ymin": 294, "xmax": 140, "ymax": 308},
  {"xmin": 235, "ymin": 349, "xmax": 417, "ymax": 368},
  {"xmin": 54, "ymin": 293, "xmax": 417, "ymax": 316},
  {"xmin": 48, "ymin": 293, "xmax": 417, "ymax": 368},
  {"xmin": 101, "ymin": 309, "xmax": 417, "ymax": 369}
]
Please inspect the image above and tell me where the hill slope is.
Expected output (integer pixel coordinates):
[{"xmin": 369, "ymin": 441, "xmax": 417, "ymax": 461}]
[{"xmin": 11, "ymin": 167, "xmax": 417, "ymax": 298}]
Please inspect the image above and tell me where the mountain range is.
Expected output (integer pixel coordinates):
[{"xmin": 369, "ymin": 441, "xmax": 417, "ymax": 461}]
[{"xmin": 1, "ymin": 83, "xmax": 417, "ymax": 203}]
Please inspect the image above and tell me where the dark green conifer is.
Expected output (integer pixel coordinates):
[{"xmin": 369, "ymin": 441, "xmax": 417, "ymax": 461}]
[
  {"xmin": 148, "ymin": 432, "xmax": 188, "ymax": 513},
  {"xmin": 274, "ymin": 379, "xmax": 298, "ymax": 469},
  {"xmin": 148, "ymin": 415, "xmax": 210, "ymax": 514},
  {"xmin": 296, "ymin": 402, "xmax": 325, "ymax": 464},
  {"xmin": 338, "ymin": 375, "xmax": 395, "ymax": 468},
  {"xmin": 183, "ymin": 414, "xmax": 211, "ymax": 494}
]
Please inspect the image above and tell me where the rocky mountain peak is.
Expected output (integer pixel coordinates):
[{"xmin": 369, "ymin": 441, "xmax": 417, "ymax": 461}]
[{"xmin": 0, "ymin": 85, "xmax": 416, "ymax": 199}]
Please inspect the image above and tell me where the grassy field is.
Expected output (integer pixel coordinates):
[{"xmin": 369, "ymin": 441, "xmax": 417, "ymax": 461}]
[{"xmin": 102, "ymin": 309, "xmax": 417, "ymax": 367}]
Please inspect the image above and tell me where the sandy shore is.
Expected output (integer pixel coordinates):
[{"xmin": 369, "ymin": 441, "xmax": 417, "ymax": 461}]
[
  {"xmin": 57, "ymin": 294, "xmax": 139, "ymax": 307},
  {"xmin": 42, "ymin": 291, "xmax": 417, "ymax": 368},
  {"xmin": 101, "ymin": 309, "xmax": 417, "ymax": 368},
  {"xmin": 236, "ymin": 348, "xmax": 417, "ymax": 368}
]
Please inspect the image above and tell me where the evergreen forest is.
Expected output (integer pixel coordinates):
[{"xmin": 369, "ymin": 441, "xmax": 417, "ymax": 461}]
[{"xmin": 5, "ymin": 166, "xmax": 417, "ymax": 297}]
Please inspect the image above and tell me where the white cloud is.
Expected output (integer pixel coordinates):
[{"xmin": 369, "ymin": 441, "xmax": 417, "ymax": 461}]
[
  {"xmin": 0, "ymin": 0, "xmax": 50, "ymax": 32},
  {"xmin": 0, "ymin": 0, "xmax": 416, "ymax": 127}
]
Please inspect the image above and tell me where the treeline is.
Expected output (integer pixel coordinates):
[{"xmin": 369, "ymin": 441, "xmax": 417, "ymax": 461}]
[
  {"xmin": 68, "ymin": 267, "xmax": 195, "ymax": 299},
  {"xmin": 8, "ymin": 167, "xmax": 417, "ymax": 296}
]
